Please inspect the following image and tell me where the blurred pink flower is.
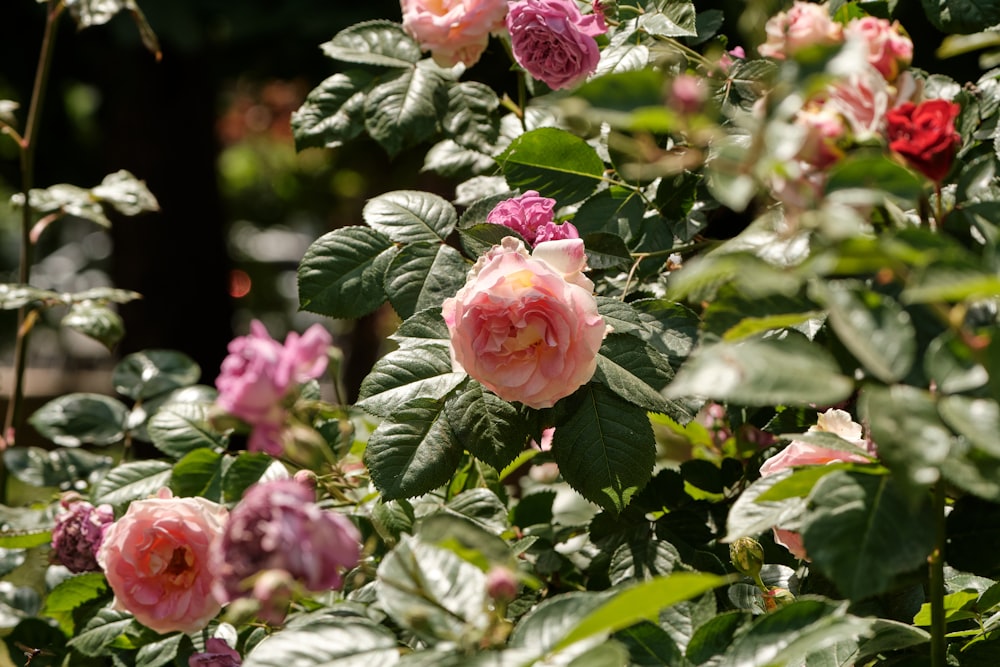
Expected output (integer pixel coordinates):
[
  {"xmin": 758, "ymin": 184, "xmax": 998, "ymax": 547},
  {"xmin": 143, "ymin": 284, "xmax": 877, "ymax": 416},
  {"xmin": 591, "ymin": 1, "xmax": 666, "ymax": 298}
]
[
  {"xmin": 211, "ymin": 479, "xmax": 361, "ymax": 623},
  {"xmin": 443, "ymin": 237, "xmax": 607, "ymax": 409},
  {"xmin": 189, "ymin": 638, "xmax": 241, "ymax": 667},
  {"xmin": 826, "ymin": 65, "xmax": 893, "ymax": 139},
  {"xmin": 758, "ymin": 2, "xmax": 842, "ymax": 60},
  {"xmin": 487, "ymin": 191, "xmax": 579, "ymax": 245},
  {"xmin": 507, "ymin": 0, "xmax": 607, "ymax": 90},
  {"xmin": 845, "ymin": 16, "xmax": 912, "ymax": 81},
  {"xmin": 97, "ymin": 489, "xmax": 228, "ymax": 634},
  {"xmin": 669, "ymin": 74, "xmax": 707, "ymax": 115},
  {"xmin": 51, "ymin": 494, "xmax": 115, "ymax": 573},
  {"xmin": 793, "ymin": 104, "xmax": 846, "ymax": 168},
  {"xmin": 216, "ymin": 320, "xmax": 332, "ymax": 456},
  {"xmin": 401, "ymin": 0, "xmax": 508, "ymax": 67}
]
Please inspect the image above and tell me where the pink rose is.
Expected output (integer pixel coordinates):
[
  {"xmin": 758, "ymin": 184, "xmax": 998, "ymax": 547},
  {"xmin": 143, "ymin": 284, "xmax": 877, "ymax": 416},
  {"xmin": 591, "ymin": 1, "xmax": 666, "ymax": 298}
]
[
  {"xmin": 189, "ymin": 638, "xmax": 242, "ymax": 667},
  {"xmin": 442, "ymin": 237, "xmax": 607, "ymax": 409},
  {"xmin": 759, "ymin": 409, "xmax": 872, "ymax": 559},
  {"xmin": 825, "ymin": 65, "xmax": 893, "ymax": 139},
  {"xmin": 845, "ymin": 16, "xmax": 912, "ymax": 81},
  {"xmin": 758, "ymin": 2, "xmax": 842, "ymax": 60},
  {"xmin": 486, "ymin": 191, "xmax": 579, "ymax": 245},
  {"xmin": 401, "ymin": 0, "xmax": 508, "ymax": 67},
  {"xmin": 216, "ymin": 320, "xmax": 332, "ymax": 456},
  {"xmin": 793, "ymin": 104, "xmax": 846, "ymax": 168},
  {"xmin": 97, "ymin": 489, "xmax": 228, "ymax": 634},
  {"xmin": 669, "ymin": 73, "xmax": 707, "ymax": 115},
  {"xmin": 507, "ymin": 0, "xmax": 608, "ymax": 90}
]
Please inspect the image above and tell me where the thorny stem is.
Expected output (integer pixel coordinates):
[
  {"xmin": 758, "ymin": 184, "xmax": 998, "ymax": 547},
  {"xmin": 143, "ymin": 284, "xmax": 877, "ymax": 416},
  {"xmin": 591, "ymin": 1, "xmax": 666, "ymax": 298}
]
[
  {"xmin": 929, "ymin": 480, "xmax": 947, "ymax": 667},
  {"xmin": 3, "ymin": 1, "xmax": 63, "ymax": 470}
]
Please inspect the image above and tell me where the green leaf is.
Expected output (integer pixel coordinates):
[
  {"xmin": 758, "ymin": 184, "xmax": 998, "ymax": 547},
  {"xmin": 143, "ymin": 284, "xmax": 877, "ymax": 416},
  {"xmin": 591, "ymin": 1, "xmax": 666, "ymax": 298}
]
[
  {"xmin": 376, "ymin": 535, "xmax": 489, "ymax": 645},
  {"xmin": 320, "ymin": 20, "xmax": 422, "ymax": 67},
  {"xmin": 445, "ymin": 381, "xmax": 532, "ymax": 471},
  {"xmin": 442, "ymin": 81, "xmax": 500, "ymax": 151},
  {"xmin": 552, "ymin": 385, "xmax": 656, "ymax": 514},
  {"xmin": 458, "ymin": 222, "xmax": 522, "ymax": 259},
  {"xmin": 146, "ymin": 402, "xmax": 224, "ymax": 458},
  {"xmin": 92, "ymin": 460, "xmax": 172, "ymax": 506},
  {"xmin": 920, "ymin": 0, "xmax": 1000, "ymax": 34},
  {"xmin": 222, "ymin": 452, "xmax": 277, "ymax": 503},
  {"xmin": 855, "ymin": 619, "xmax": 930, "ymax": 661},
  {"xmin": 720, "ymin": 599, "xmax": 874, "ymax": 667},
  {"xmin": 135, "ymin": 633, "xmax": 186, "ymax": 667},
  {"xmin": 686, "ymin": 610, "xmax": 752, "ymax": 665},
  {"xmin": 724, "ymin": 469, "xmax": 807, "ymax": 542},
  {"xmin": 639, "ymin": 1, "xmax": 697, "ymax": 37},
  {"xmin": 925, "ymin": 330, "xmax": 988, "ymax": 394},
  {"xmin": 0, "ymin": 284, "xmax": 58, "ymax": 310},
  {"xmin": 365, "ymin": 398, "xmax": 463, "ymax": 500},
  {"xmin": 291, "ymin": 71, "xmax": 373, "ymax": 150},
  {"xmin": 571, "ymin": 188, "xmax": 646, "ymax": 238},
  {"xmin": 169, "ymin": 448, "xmax": 224, "ymax": 501},
  {"xmin": 112, "ymin": 349, "xmax": 201, "ymax": 401},
  {"xmin": 422, "ymin": 139, "xmax": 496, "ymax": 179},
  {"xmin": 497, "ymin": 128, "xmax": 606, "ymax": 204},
  {"xmin": 67, "ymin": 609, "xmax": 135, "ymax": 657},
  {"xmin": 0, "ymin": 531, "xmax": 51, "ymax": 549},
  {"xmin": 357, "ymin": 343, "xmax": 464, "ymax": 417},
  {"xmin": 555, "ymin": 573, "xmax": 727, "ymax": 651},
  {"xmin": 28, "ymin": 393, "xmax": 128, "ymax": 447},
  {"xmin": 3, "ymin": 446, "xmax": 112, "ymax": 488},
  {"xmin": 938, "ymin": 395, "xmax": 1000, "ymax": 458},
  {"xmin": 364, "ymin": 190, "xmax": 458, "ymax": 244},
  {"xmin": 701, "ymin": 287, "xmax": 821, "ymax": 343},
  {"xmin": 801, "ymin": 472, "xmax": 936, "ymax": 599},
  {"xmin": 594, "ymin": 334, "xmax": 685, "ymax": 418},
  {"xmin": 912, "ymin": 589, "xmax": 980, "ymax": 626},
  {"xmin": 61, "ymin": 302, "xmax": 125, "ymax": 350},
  {"xmin": 90, "ymin": 169, "xmax": 159, "ymax": 217},
  {"xmin": 616, "ymin": 622, "xmax": 686, "ymax": 667},
  {"xmin": 42, "ymin": 572, "xmax": 108, "ymax": 635},
  {"xmin": 824, "ymin": 152, "xmax": 926, "ymax": 204},
  {"xmin": 244, "ymin": 618, "xmax": 401, "ymax": 667},
  {"xmin": 385, "ymin": 243, "xmax": 468, "ymax": 320},
  {"xmin": 594, "ymin": 42, "xmax": 651, "ymax": 77},
  {"xmin": 298, "ymin": 226, "xmax": 394, "ymax": 318},
  {"xmin": 393, "ymin": 307, "xmax": 451, "ymax": 344},
  {"xmin": 581, "ymin": 233, "xmax": 632, "ymax": 270},
  {"xmin": 510, "ymin": 591, "xmax": 610, "ymax": 653},
  {"xmin": 365, "ymin": 64, "xmax": 448, "ymax": 156},
  {"xmin": 811, "ymin": 281, "xmax": 915, "ymax": 383},
  {"xmin": 663, "ymin": 336, "xmax": 854, "ymax": 407}
]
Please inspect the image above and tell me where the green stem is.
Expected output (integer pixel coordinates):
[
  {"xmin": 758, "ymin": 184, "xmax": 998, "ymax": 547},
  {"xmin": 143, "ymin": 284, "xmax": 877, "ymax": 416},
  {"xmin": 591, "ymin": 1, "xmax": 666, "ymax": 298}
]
[
  {"xmin": 929, "ymin": 480, "xmax": 947, "ymax": 667},
  {"xmin": 3, "ymin": 1, "xmax": 62, "ymax": 461}
]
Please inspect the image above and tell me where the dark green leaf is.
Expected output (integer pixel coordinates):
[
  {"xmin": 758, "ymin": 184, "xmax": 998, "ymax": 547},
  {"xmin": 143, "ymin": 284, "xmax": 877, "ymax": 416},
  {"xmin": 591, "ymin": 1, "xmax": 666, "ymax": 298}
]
[
  {"xmin": 392, "ymin": 307, "xmax": 451, "ymax": 345},
  {"xmin": 42, "ymin": 573, "xmax": 108, "ymax": 635},
  {"xmin": 442, "ymin": 81, "xmax": 500, "ymax": 151},
  {"xmin": 169, "ymin": 448, "xmax": 224, "ymax": 501},
  {"xmin": 135, "ymin": 633, "xmax": 185, "ymax": 667},
  {"xmin": 385, "ymin": 243, "xmax": 469, "ymax": 320},
  {"xmin": 298, "ymin": 226, "xmax": 394, "ymax": 318},
  {"xmin": 458, "ymin": 223, "xmax": 523, "ymax": 259},
  {"xmin": 617, "ymin": 622, "xmax": 687, "ymax": 667},
  {"xmin": 824, "ymin": 152, "xmax": 926, "ymax": 204},
  {"xmin": 364, "ymin": 190, "xmax": 458, "ymax": 244},
  {"xmin": 572, "ymin": 188, "xmax": 645, "ymax": 238},
  {"xmin": 28, "ymin": 393, "xmax": 128, "ymax": 447},
  {"xmin": 921, "ymin": 0, "xmax": 1000, "ymax": 34},
  {"xmin": 357, "ymin": 343, "xmax": 464, "ymax": 417},
  {"xmin": 686, "ymin": 610, "xmax": 752, "ymax": 664},
  {"xmin": 724, "ymin": 469, "xmax": 807, "ymax": 542},
  {"xmin": 291, "ymin": 71, "xmax": 372, "ymax": 150},
  {"xmin": 92, "ymin": 460, "xmax": 172, "ymax": 506},
  {"xmin": 147, "ymin": 402, "xmax": 224, "ymax": 458},
  {"xmin": 938, "ymin": 395, "xmax": 1000, "ymax": 458},
  {"xmin": 497, "ymin": 128, "xmax": 605, "ymax": 204},
  {"xmin": 365, "ymin": 398, "xmax": 463, "ymax": 500},
  {"xmin": 244, "ymin": 618, "xmax": 401, "ymax": 666},
  {"xmin": 60, "ymin": 303, "xmax": 125, "ymax": 351},
  {"xmin": 222, "ymin": 452, "xmax": 277, "ymax": 503},
  {"xmin": 445, "ymin": 381, "xmax": 532, "ymax": 471},
  {"xmin": 3, "ymin": 447, "xmax": 112, "ymax": 489},
  {"xmin": 553, "ymin": 385, "xmax": 656, "ymax": 514},
  {"xmin": 112, "ymin": 349, "xmax": 201, "ymax": 401},
  {"xmin": 365, "ymin": 64, "xmax": 448, "ymax": 156},
  {"xmin": 925, "ymin": 330, "xmax": 988, "ymax": 394},
  {"xmin": 320, "ymin": 20, "xmax": 422, "ymax": 67},
  {"xmin": 581, "ymin": 232, "xmax": 631, "ymax": 270},
  {"xmin": 66, "ymin": 609, "xmax": 135, "ymax": 657},
  {"xmin": 594, "ymin": 334, "xmax": 686, "ymax": 418},
  {"xmin": 639, "ymin": 0, "xmax": 697, "ymax": 36},
  {"xmin": 802, "ymin": 472, "xmax": 935, "ymax": 599}
]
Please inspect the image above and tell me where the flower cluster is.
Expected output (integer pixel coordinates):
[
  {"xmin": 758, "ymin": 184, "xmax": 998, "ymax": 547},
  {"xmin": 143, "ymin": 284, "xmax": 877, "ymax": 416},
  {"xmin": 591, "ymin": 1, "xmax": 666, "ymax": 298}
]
[
  {"xmin": 215, "ymin": 320, "xmax": 332, "ymax": 456},
  {"xmin": 401, "ymin": 0, "xmax": 607, "ymax": 90}
]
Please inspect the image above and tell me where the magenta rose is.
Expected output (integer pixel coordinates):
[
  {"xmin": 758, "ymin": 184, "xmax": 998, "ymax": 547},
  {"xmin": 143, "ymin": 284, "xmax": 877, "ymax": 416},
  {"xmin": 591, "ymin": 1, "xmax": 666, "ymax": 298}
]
[
  {"xmin": 50, "ymin": 494, "xmax": 114, "ymax": 573},
  {"xmin": 215, "ymin": 320, "xmax": 332, "ymax": 456},
  {"xmin": 758, "ymin": 1, "xmax": 842, "ymax": 60},
  {"xmin": 211, "ymin": 479, "xmax": 362, "ymax": 624},
  {"xmin": 486, "ymin": 191, "xmax": 579, "ymax": 245},
  {"xmin": 401, "ymin": 0, "xmax": 508, "ymax": 67},
  {"xmin": 759, "ymin": 409, "xmax": 872, "ymax": 560},
  {"xmin": 886, "ymin": 99, "xmax": 961, "ymax": 183},
  {"xmin": 844, "ymin": 16, "xmax": 912, "ymax": 82},
  {"xmin": 507, "ymin": 0, "xmax": 607, "ymax": 90},
  {"xmin": 189, "ymin": 638, "xmax": 242, "ymax": 667},
  {"xmin": 97, "ymin": 489, "xmax": 228, "ymax": 634},
  {"xmin": 442, "ymin": 237, "xmax": 607, "ymax": 409}
]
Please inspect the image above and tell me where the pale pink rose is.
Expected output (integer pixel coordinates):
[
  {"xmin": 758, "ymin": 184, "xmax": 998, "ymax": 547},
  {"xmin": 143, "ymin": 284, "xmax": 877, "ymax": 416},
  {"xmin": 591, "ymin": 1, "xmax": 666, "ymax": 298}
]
[
  {"xmin": 845, "ymin": 16, "xmax": 912, "ymax": 81},
  {"xmin": 793, "ymin": 104, "xmax": 846, "ymax": 168},
  {"xmin": 825, "ymin": 65, "xmax": 893, "ymax": 139},
  {"xmin": 442, "ymin": 237, "xmax": 607, "ymax": 409},
  {"xmin": 758, "ymin": 2, "xmax": 842, "ymax": 60},
  {"xmin": 507, "ymin": 0, "xmax": 608, "ymax": 90},
  {"xmin": 189, "ymin": 638, "xmax": 242, "ymax": 667},
  {"xmin": 401, "ymin": 0, "xmax": 508, "ymax": 67},
  {"xmin": 759, "ymin": 409, "xmax": 871, "ymax": 559},
  {"xmin": 97, "ymin": 489, "xmax": 228, "ymax": 634},
  {"xmin": 486, "ymin": 191, "xmax": 578, "ymax": 245},
  {"xmin": 216, "ymin": 320, "xmax": 332, "ymax": 456},
  {"xmin": 669, "ymin": 74, "xmax": 707, "ymax": 115}
]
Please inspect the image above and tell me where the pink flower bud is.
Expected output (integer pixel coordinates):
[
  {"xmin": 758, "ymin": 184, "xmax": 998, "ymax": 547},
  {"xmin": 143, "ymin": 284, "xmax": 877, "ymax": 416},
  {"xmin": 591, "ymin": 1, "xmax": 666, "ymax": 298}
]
[
  {"xmin": 189, "ymin": 638, "xmax": 242, "ymax": 667},
  {"xmin": 486, "ymin": 566, "xmax": 519, "ymax": 602}
]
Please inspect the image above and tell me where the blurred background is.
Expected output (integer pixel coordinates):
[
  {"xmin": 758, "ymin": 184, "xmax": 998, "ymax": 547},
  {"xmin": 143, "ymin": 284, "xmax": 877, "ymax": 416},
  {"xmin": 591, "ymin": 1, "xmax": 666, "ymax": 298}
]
[{"xmin": 0, "ymin": 0, "xmax": 979, "ymax": 434}]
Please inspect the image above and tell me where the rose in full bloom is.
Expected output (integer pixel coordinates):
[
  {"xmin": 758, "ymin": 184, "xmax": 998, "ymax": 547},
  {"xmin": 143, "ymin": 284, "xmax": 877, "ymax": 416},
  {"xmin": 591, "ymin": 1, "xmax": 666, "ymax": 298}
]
[
  {"xmin": 486, "ymin": 191, "xmax": 579, "ymax": 245},
  {"xmin": 211, "ymin": 479, "xmax": 362, "ymax": 624},
  {"xmin": 50, "ymin": 494, "xmax": 115, "ymax": 573},
  {"xmin": 844, "ymin": 16, "xmax": 912, "ymax": 82},
  {"xmin": 757, "ymin": 1, "xmax": 842, "ymax": 60},
  {"xmin": 401, "ymin": 0, "xmax": 508, "ymax": 67},
  {"xmin": 759, "ymin": 409, "xmax": 872, "ymax": 560},
  {"xmin": 216, "ymin": 320, "xmax": 332, "ymax": 456},
  {"xmin": 97, "ymin": 489, "xmax": 228, "ymax": 634},
  {"xmin": 189, "ymin": 638, "xmax": 242, "ymax": 667},
  {"xmin": 442, "ymin": 237, "xmax": 607, "ymax": 409},
  {"xmin": 507, "ymin": 0, "xmax": 608, "ymax": 90},
  {"xmin": 886, "ymin": 99, "xmax": 962, "ymax": 183}
]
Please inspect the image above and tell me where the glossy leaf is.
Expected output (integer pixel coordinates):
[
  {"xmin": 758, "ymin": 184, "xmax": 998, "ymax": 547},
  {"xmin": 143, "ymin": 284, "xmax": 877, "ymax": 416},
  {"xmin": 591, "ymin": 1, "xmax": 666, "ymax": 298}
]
[
  {"xmin": 28, "ymin": 393, "xmax": 129, "ymax": 447},
  {"xmin": 445, "ymin": 381, "xmax": 532, "ymax": 472},
  {"xmin": 146, "ymin": 401, "xmax": 224, "ymax": 458},
  {"xmin": 3, "ymin": 446, "xmax": 113, "ymax": 489},
  {"xmin": 385, "ymin": 243, "xmax": 468, "ymax": 320},
  {"xmin": 594, "ymin": 334, "xmax": 684, "ymax": 418},
  {"xmin": 320, "ymin": 20, "xmax": 422, "ymax": 67},
  {"xmin": 291, "ymin": 71, "xmax": 372, "ymax": 150},
  {"xmin": 92, "ymin": 460, "xmax": 172, "ymax": 506},
  {"xmin": 365, "ymin": 64, "xmax": 447, "ymax": 156},
  {"xmin": 169, "ymin": 448, "xmax": 225, "ymax": 501},
  {"xmin": 497, "ymin": 128, "xmax": 605, "ymax": 204},
  {"xmin": 42, "ymin": 573, "xmax": 108, "ymax": 635},
  {"xmin": 244, "ymin": 618, "xmax": 401, "ymax": 667},
  {"xmin": 442, "ymin": 81, "xmax": 500, "ymax": 151},
  {"xmin": 60, "ymin": 302, "xmax": 125, "ymax": 350},
  {"xmin": 112, "ymin": 349, "xmax": 201, "ymax": 401},
  {"xmin": 298, "ymin": 226, "xmax": 394, "ymax": 318},
  {"xmin": 364, "ymin": 190, "xmax": 458, "ymax": 244},
  {"xmin": 921, "ymin": 0, "xmax": 1000, "ymax": 34},
  {"xmin": 357, "ymin": 342, "xmax": 464, "ymax": 417}
]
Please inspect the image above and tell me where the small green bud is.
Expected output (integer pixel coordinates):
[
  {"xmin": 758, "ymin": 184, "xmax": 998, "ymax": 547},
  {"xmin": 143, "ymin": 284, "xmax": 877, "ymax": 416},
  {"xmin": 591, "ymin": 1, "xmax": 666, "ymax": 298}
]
[{"xmin": 729, "ymin": 536, "xmax": 765, "ymax": 579}]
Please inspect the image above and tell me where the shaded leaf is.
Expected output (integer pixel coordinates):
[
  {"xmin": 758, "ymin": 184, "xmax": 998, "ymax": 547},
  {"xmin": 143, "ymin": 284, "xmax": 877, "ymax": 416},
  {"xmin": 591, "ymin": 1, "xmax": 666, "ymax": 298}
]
[{"xmin": 298, "ymin": 226, "xmax": 394, "ymax": 318}]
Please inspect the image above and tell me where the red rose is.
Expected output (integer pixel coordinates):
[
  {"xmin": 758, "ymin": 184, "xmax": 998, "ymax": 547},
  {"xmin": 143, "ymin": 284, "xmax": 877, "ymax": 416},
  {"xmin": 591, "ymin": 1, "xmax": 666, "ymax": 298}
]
[{"xmin": 885, "ymin": 100, "xmax": 961, "ymax": 183}]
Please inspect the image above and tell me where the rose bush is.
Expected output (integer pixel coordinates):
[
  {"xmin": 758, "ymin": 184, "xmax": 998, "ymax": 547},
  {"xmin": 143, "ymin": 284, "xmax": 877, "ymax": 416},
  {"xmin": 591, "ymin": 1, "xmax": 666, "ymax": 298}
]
[{"xmin": 442, "ymin": 236, "xmax": 606, "ymax": 408}]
